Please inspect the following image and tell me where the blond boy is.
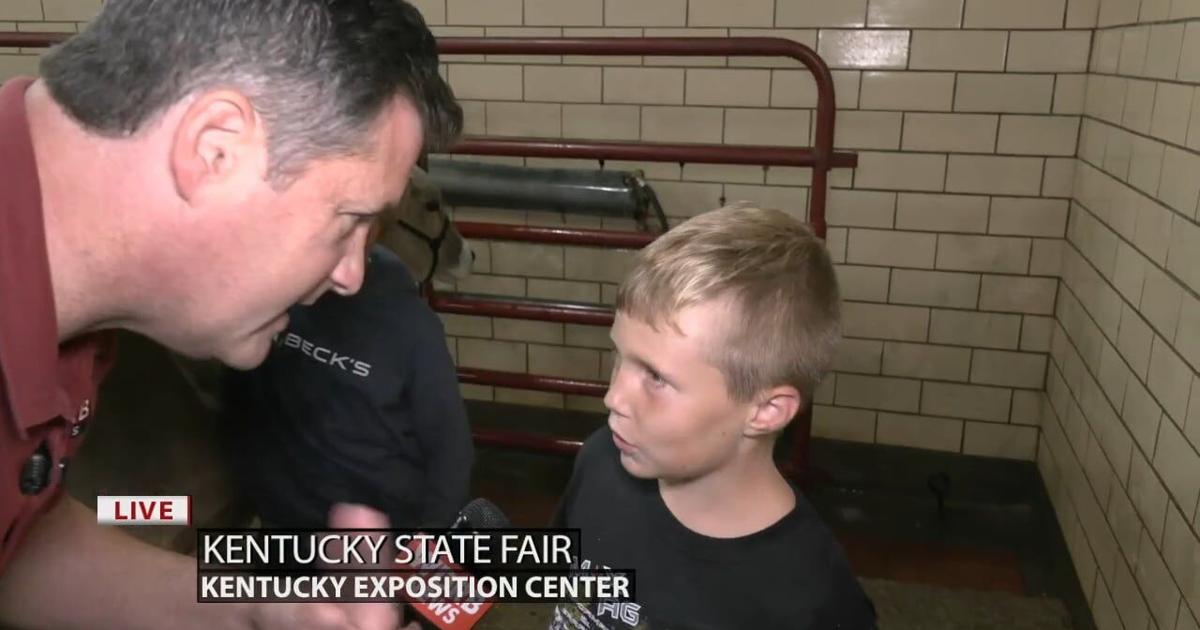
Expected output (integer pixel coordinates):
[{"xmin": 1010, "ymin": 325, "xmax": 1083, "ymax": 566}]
[{"xmin": 550, "ymin": 205, "xmax": 876, "ymax": 630}]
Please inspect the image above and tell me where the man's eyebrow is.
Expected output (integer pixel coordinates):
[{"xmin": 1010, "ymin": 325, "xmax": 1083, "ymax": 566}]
[{"xmin": 356, "ymin": 192, "xmax": 408, "ymax": 216}]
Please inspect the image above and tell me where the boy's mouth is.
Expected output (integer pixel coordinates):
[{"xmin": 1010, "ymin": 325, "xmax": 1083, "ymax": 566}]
[{"xmin": 611, "ymin": 428, "xmax": 635, "ymax": 453}]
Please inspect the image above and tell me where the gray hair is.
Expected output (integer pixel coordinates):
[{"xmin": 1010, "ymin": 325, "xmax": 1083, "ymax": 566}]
[{"xmin": 41, "ymin": 0, "xmax": 462, "ymax": 185}]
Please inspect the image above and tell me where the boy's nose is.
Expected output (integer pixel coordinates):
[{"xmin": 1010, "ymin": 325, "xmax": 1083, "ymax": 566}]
[{"xmin": 603, "ymin": 366, "xmax": 633, "ymax": 418}]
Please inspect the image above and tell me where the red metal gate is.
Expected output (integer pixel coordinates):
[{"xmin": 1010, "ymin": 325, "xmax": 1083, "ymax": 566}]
[{"xmin": 435, "ymin": 37, "xmax": 857, "ymax": 481}]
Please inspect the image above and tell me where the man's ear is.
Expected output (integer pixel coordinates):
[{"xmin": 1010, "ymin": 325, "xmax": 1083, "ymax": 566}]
[
  {"xmin": 170, "ymin": 90, "xmax": 264, "ymax": 204},
  {"xmin": 746, "ymin": 385, "xmax": 803, "ymax": 437}
]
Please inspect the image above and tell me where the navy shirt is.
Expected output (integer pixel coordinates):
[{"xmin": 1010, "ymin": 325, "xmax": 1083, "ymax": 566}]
[
  {"xmin": 550, "ymin": 427, "xmax": 877, "ymax": 630},
  {"xmin": 222, "ymin": 245, "xmax": 473, "ymax": 530}
]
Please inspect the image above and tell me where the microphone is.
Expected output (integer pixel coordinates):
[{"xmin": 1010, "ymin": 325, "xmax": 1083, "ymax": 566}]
[
  {"xmin": 404, "ymin": 498, "xmax": 511, "ymax": 630},
  {"xmin": 448, "ymin": 498, "xmax": 510, "ymax": 530}
]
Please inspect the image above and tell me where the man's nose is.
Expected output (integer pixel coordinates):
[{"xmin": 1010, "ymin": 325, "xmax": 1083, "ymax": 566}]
[{"xmin": 330, "ymin": 236, "xmax": 368, "ymax": 296}]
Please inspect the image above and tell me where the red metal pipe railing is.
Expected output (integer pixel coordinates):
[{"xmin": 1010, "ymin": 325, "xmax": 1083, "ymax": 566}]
[
  {"xmin": 436, "ymin": 38, "xmax": 848, "ymax": 482},
  {"xmin": 452, "ymin": 137, "xmax": 858, "ymax": 170},
  {"xmin": 459, "ymin": 368, "xmax": 607, "ymax": 398},
  {"xmin": 0, "ymin": 32, "xmax": 61, "ymax": 47},
  {"xmin": 439, "ymin": 37, "xmax": 844, "ymax": 238},
  {"xmin": 472, "ymin": 429, "xmax": 583, "ymax": 457},
  {"xmin": 5, "ymin": 31, "xmax": 853, "ymax": 482},
  {"xmin": 434, "ymin": 293, "xmax": 615, "ymax": 326},
  {"xmin": 455, "ymin": 222, "xmax": 656, "ymax": 249}
]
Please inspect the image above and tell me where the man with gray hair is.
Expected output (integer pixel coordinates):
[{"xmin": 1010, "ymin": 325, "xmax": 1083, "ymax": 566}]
[{"xmin": 0, "ymin": 1, "xmax": 461, "ymax": 628}]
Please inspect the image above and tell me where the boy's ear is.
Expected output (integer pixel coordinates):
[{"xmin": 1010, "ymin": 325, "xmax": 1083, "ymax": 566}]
[{"xmin": 745, "ymin": 385, "xmax": 803, "ymax": 437}]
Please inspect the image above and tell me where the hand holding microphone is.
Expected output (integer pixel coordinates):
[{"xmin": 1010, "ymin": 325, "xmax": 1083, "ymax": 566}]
[
  {"xmin": 246, "ymin": 502, "xmax": 422, "ymax": 630},
  {"xmin": 329, "ymin": 504, "xmax": 421, "ymax": 630}
]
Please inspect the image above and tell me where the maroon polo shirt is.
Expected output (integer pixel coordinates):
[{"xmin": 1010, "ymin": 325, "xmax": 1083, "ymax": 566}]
[{"xmin": 0, "ymin": 76, "xmax": 117, "ymax": 574}]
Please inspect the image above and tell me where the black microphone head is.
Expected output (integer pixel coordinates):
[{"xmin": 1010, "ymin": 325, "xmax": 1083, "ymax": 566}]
[{"xmin": 457, "ymin": 498, "xmax": 510, "ymax": 529}]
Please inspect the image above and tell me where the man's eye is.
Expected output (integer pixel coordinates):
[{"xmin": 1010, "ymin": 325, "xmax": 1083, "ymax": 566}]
[
  {"xmin": 340, "ymin": 213, "xmax": 374, "ymax": 230},
  {"xmin": 645, "ymin": 369, "xmax": 666, "ymax": 388}
]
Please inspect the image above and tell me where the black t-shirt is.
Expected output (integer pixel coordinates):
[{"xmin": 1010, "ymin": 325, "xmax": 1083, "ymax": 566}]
[
  {"xmin": 222, "ymin": 245, "xmax": 473, "ymax": 530},
  {"xmin": 550, "ymin": 427, "xmax": 876, "ymax": 630}
]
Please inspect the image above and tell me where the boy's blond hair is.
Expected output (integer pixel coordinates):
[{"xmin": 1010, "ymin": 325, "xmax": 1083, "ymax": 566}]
[{"xmin": 616, "ymin": 205, "xmax": 841, "ymax": 403}]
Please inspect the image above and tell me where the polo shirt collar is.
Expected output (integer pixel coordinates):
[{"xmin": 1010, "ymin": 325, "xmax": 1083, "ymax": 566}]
[{"xmin": 0, "ymin": 76, "xmax": 72, "ymax": 435}]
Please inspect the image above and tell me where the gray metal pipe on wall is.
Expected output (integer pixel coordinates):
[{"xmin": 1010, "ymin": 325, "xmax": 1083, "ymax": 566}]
[{"xmin": 426, "ymin": 157, "xmax": 642, "ymax": 216}]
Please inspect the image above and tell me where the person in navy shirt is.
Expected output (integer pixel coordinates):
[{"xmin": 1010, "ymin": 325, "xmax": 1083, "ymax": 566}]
[{"xmin": 222, "ymin": 243, "xmax": 474, "ymax": 533}]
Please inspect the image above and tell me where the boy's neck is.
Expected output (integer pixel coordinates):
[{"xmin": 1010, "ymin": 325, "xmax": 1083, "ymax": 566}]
[{"xmin": 658, "ymin": 453, "xmax": 796, "ymax": 539}]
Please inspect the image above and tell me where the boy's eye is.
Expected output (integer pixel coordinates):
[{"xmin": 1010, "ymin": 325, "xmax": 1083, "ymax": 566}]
[{"xmin": 645, "ymin": 369, "xmax": 667, "ymax": 388}]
